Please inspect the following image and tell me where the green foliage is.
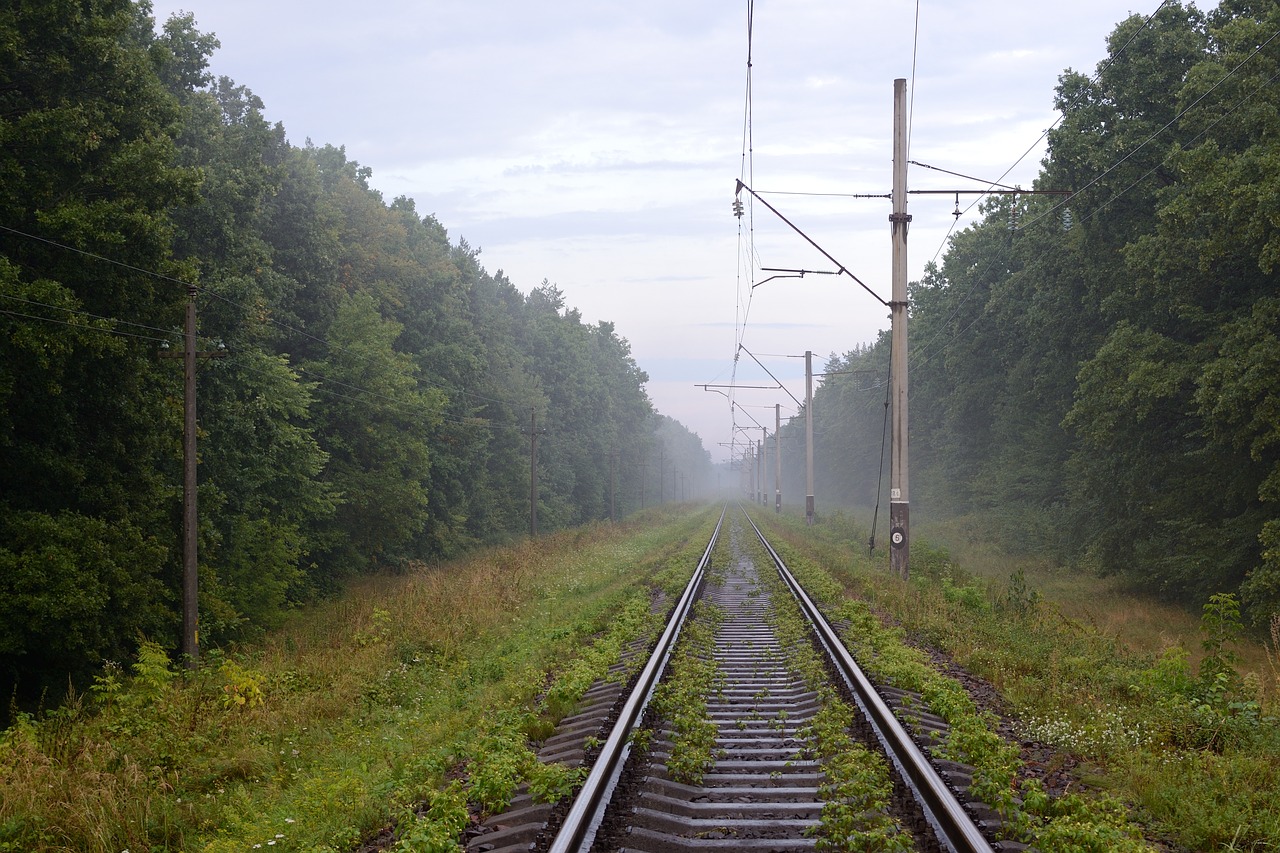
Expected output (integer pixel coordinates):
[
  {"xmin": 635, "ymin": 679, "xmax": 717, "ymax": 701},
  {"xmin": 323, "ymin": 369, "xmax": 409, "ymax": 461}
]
[
  {"xmin": 649, "ymin": 601, "xmax": 723, "ymax": 785},
  {"xmin": 0, "ymin": 511, "xmax": 171, "ymax": 691},
  {"xmin": 527, "ymin": 761, "xmax": 587, "ymax": 805},
  {"xmin": 941, "ymin": 575, "xmax": 990, "ymax": 612},
  {"xmin": 1199, "ymin": 593, "xmax": 1244, "ymax": 693},
  {"xmin": 395, "ymin": 781, "xmax": 469, "ymax": 853},
  {"xmin": 466, "ymin": 715, "xmax": 536, "ymax": 815},
  {"xmin": 998, "ymin": 568, "xmax": 1042, "ymax": 619},
  {"xmin": 217, "ymin": 658, "xmax": 266, "ymax": 711},
  {"xmin": 785, "ymin": 0, "xmax": 1280, "ymax": 625},
  {"xmin": 0, "ymin": 0, "xmax": 713, "ymax": 716},
  {"xmin": 1018, "ymin": 780, "xmax": 1153, "ymax": 853}
]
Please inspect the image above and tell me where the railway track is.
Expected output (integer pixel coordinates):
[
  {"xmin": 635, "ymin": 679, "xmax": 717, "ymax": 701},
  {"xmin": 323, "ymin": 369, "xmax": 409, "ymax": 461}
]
[{"xmin": 467, "ymin": 506, "xmax": 1014, "ymax": 853}]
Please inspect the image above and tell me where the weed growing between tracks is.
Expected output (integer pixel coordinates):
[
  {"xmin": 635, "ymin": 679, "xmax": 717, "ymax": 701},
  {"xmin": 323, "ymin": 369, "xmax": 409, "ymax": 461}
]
[
  {"xmin": 748, "ymin": 509, "xmax": 1158, "ymax": 852},
  {"xmin": 752, "ymin": 507, "xmax": 1280, "ymax": 850},
  {"xmin": 739, "ymin": 528, "xmax": 914, "ymax": 852},
  {"xmin": 0, "ymin": 507, "xmax": 721, "ymax": 852},
  {"xmin": 648, "ymin": 601, "xmax": 725, "ymax": 785}
]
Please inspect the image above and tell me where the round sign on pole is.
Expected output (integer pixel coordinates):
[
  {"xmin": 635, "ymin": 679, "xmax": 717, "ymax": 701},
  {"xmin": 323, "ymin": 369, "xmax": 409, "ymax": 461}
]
[{"xmin": 890, "ymin": 526, "xmax": 906, "ymax": 548}]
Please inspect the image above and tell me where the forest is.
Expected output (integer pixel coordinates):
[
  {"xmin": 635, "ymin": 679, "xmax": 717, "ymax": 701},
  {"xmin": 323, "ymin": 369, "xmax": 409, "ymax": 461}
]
[
  {"xmin": 777, "ymin": 0, "xmax": 1280, "ymax": 626},
  {"xmin": 0, "ymin": 0, "xmax": 712, "ymax": 711}
]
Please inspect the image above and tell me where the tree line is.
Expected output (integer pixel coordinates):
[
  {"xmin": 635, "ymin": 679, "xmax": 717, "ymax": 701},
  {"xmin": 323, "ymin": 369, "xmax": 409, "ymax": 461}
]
[
  {"xmin": 778, "ymin": 0, "xmax": 1280, "ymax": 625},
  {"xmin": 0, "ymin": 0, "xmax": 711, "ymax": 710}
]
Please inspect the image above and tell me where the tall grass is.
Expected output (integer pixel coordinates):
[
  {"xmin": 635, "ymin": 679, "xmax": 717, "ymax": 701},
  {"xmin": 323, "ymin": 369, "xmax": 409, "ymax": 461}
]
[
  {"xmin": 0, "ymin": 507, "xmax": 719, "ymax": 852},
  {"xmin": 754, "ymin": 506, "xmax": 1280, "ymax": 850}
]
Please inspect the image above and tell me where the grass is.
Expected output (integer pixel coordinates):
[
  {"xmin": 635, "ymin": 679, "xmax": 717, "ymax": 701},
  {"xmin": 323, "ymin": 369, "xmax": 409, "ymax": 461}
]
[
  {"xmin": 0, "ymin": 506, "xmax": 721, "ymax": 852},
  {"xmin": 914, "ymin": 513, "xmax": 1275, "ymax": 683},
  {"xmin": 751, "ymin": 506, "xmax": 1280, "ymax": 851}
]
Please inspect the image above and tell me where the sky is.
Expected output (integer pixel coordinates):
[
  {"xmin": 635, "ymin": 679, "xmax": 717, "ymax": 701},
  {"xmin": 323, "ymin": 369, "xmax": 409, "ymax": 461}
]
[{"xmin": 147, "ymin": 0, "xmax": 1154, "ymax": 462}]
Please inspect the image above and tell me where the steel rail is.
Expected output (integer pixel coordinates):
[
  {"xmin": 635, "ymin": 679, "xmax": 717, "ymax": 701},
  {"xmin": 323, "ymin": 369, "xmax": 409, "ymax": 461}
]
[
  {"xmin": 741, "ymin": 507, "xmax": 995, "ymax": 853},
  {"xmin": 547, "ymin": 506, "xmax": 727, "ymax": 853}
]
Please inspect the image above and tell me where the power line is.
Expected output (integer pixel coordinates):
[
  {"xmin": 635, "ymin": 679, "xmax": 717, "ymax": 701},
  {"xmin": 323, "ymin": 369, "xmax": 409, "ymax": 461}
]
[
  {"xmin": 907, "ymin": 0, "xmax": 921, "ymax": 163},
  {"xmin": 1, "ymin": 220, "xmax": 528, "ymax": 415},
  {"xmin": 1075, "ymin": 65, "xmax": 1280, "ymax": 230},
  {"xmin": 0, "ymin": 307, "xmax": 175, "ymax": 345},
  {"xmin": 921, "ymin": 0, "xmax": 1175, "ymax": 268},
  {"xmin": 2, "ymin": 297, "xmax": 513, "ymax": 431},
  {"xmin": 909, "ymin": 5, "xmax": 1274, "ymax": 371},
  {"xmin": 1018, "ymin": 23, "xmax": 1280, "ymax": 232},
  {"xmin": 0, "ymin": 292, "xmax": 183, "ymax": 341},
  {"xmin": 908, "ymin": 40, "xmax": 1280, "ymax": 378}
]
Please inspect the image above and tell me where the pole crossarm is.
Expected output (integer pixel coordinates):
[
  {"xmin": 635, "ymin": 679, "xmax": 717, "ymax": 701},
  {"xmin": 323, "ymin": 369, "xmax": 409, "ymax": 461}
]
[
  {"xmin": 732, "ymin": 403, "xmax": 768, "ymax": 431},
  {"xmin": 737, "ymin": 345, "xmax": 804, "ymax": 409},
  {"xmin": 735, "ymin": 179, "xmax": 889, "ymax": 307},
  {"xmin": 753, "ymin": 267, "xmax": 839, "ymax": 289},
  {"xmin": 907, "ymin": 189, "xmax": 1073, "ymax": 196},
  {"xmin": 698, "ymin": 382, "xmax": 779, "ymax": 391}
]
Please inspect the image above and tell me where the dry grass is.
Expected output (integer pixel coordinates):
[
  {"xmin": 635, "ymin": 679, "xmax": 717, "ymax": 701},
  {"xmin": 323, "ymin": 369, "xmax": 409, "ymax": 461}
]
[
  {"xmin": 0, "ymin": 506, "xmax": 718, "ymax": 852},
  {"xmin": 916, "ymin": 515, "xmax": 1275, "ymax": 695}
]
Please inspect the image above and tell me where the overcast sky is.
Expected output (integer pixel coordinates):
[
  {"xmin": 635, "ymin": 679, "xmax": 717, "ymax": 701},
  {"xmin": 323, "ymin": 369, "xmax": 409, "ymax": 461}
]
[{"xmin": 148, "ymin": 0, "xmax": 1155, "ymax": 461}]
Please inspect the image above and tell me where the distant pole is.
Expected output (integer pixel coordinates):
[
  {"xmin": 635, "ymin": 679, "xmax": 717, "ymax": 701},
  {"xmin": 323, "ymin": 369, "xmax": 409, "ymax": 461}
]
[
  {"xmin": 181, "ymin": 285, "xmax": 198, "ymax": 668},
  {"xmin": 752, "ymin": 438, "xmax": 762, "ymax": 504},
  {"xmin": 756, "ymin": 437, "xmax": 762, "ymax": 504},
  {"xmin": 889, "ymin": 78, "xmax": 911, "ymax": 581},
  {"xmin": 609, "ymin": 449, "xmax": 617, "ymax": 521},
  {"xmin": 659, "ymin": 447, "xmax": 666, "ymax": 503},
  {"xmin": 775, "ymin": 403, "xmax": 782, "ymax": 513},
  {"xmin": 805, "ymin": 350, "xmax": 815, "ymax": 525}
]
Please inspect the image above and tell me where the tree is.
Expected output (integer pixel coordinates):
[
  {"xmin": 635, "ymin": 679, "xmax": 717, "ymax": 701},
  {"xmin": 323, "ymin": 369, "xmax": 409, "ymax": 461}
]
[
  {"xmin": 305, "ymin": 293, "xmax": 444, "ymax": 572},
  {"xmin": 0, "ymin": 0, "xmax": 202, "ymax": 703}
]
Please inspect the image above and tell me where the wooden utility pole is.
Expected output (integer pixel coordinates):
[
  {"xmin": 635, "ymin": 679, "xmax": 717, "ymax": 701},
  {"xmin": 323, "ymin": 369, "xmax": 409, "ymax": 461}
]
[
  {"xmin": 805, "ymin": 350, "xmax": 815, "ymax": 525},
  {"xmin": 609, "ymin": 449, "xmax": 617, "ymax": 521},
  {"xmin": 775, "ymin": 403, "xmax": 782, "ymax": 513},
  {"xmin": 158, "ymin": 285, "xmax": 225, "ymax": 668},
  {"xmin": 889, "ymin": 78, "xmax": 911, "ymax": 580},
  {"xmin": 658, "ymin": 447, "xmax": 666, "ymax": 503}
]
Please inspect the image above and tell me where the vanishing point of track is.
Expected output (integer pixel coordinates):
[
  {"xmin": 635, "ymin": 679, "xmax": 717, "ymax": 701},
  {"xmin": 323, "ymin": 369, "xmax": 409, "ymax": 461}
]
[{"xmin": 467, "ymin": 505, "xmax": 1008, "ymax": 853}]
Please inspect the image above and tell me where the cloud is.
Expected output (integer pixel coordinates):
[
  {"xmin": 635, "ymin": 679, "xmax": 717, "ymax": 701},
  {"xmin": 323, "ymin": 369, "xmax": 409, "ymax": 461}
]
[{"xmin": 150, "ymin": 0, "xmax": 1139, "ymax": 460}]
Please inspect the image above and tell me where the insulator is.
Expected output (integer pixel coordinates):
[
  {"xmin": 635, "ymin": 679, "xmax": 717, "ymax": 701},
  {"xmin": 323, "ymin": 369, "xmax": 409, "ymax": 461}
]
[
  {"xmin": 1062, "ymin": 208, "xmax": 1074, "ymax": 231},
  {"xmin": 732, "ymin": 198, "xmax": 744, "ymax": 218}
]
